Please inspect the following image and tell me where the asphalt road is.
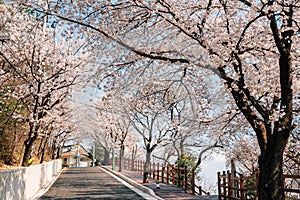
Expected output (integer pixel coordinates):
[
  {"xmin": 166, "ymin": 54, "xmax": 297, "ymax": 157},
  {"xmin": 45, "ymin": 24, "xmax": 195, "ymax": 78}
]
[{"xmin": 39, "ymin": 167, "xmax": 146, "ymax": 200}]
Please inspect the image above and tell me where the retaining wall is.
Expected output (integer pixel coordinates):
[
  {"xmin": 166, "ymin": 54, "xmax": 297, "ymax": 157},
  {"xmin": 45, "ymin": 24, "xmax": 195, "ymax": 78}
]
[{"xmin": 0, "ymin": 159, "xmax": 62, "ymax": 200}]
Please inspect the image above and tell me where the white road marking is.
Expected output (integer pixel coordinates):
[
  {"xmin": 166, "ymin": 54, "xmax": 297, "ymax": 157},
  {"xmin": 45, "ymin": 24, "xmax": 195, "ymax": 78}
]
[{"xmin": 100, "ymin": 167, "xmax": 163, "ymax": 200}]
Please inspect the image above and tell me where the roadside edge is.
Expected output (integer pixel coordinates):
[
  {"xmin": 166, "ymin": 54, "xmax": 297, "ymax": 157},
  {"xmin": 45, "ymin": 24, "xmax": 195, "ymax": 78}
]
[{"xmin": 101, "ymin": 166, "xmax": 164, "ymax": 200}]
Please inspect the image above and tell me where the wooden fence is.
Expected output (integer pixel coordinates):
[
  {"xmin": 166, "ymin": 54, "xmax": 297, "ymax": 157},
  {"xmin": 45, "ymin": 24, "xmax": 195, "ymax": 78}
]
[
  {"xmin": 111, "ymin": 157, "xmax": 210, "ymax": 196},
  {"xmin": 217, "ymin": 170, "xmax": 300, "ymax": 200}
]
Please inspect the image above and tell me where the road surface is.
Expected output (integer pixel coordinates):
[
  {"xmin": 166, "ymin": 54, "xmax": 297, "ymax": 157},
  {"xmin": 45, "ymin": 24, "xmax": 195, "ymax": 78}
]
[{"xmin": 39, "ymin": 167, "xmax": 146, "ymax": 200}]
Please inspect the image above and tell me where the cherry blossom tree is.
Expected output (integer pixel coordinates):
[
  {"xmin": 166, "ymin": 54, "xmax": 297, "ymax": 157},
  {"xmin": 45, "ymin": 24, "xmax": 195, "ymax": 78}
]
[
  {"xmin": 40, "ymin": 101, "xmax": 75, "ymax": 162},
  {"xmin": 0, "ymin": 5, "xmax": 87, "ymax": 166},
  {"xmin": 125, "ymin": 85, "xmax": 172, "ymax": 183},
  {"xmin": 24, "ymin": 0, "xmax": 300, "ymax": 198},
  {"xmin": 70, "ymin": 97, "xmax": 114, "ymax": 165},
  {"xmin": 94, "ymin": 92, "xmax": 134, "ymax": 171},
  {"xmin": 152, "ymin": 88, "xmax": 225, "ymax": 171}
]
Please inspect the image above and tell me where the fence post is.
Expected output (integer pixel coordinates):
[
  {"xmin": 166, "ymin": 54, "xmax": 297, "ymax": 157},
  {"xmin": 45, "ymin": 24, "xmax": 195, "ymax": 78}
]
[
  {"xmin": 192, "ymin": 168, "xmax": 195, "ymax": 195},
  {"xmin": 124, "ymin": 158, "xmax": 126, "ymax": 170},
  {"xmin": 157, "ymin": 163, "xmax": 160, "ymax": 180},
  {"xmin": 142, "ymin": 160, "xmax": 144, "ymax": 175},
  {"xmin": 131, "ymin": 159, "xmax": 134, "ymax": 171},
  {"xmin": 152, "ymin": 162, "xmax": 155, "ymax": 180},
  {"xmin": 152, "ymin": 162, "xmax": 155, "ymax": 179},
  {"xmin": 162, "ymin": 165, "xmax": 165, "ymax": 183},
  {"xmin": 218, "ymin": 172, "xmax": 221, "ymax": 200},
  {"xmin": 228, "ymin": 171, "xmax": 232, "ymax": 198},
  {"xmin": 240, "ymin": 174, "xmax": 245, "ymax": 200},
  {"xmin": 172, "ymin": 165, "xmax": 175, "ymax": 185},
  {"xmin": 167, "ymin": 165, "xmax": 170, "ymax": 184},
  {"xmin": 139, "ymin": 160, "xmax": 142, "ymax": 174},
  {"xmin": 177, "ymin": 165, "xmax": 181, "ymax": 186},
  {"xmin": 123, "ymin": 158, "xmax": 126, "ymax": 170},
  {"xmin": 233, "ymin": 171, "xmax": 239, "ymax": 198},
  {"xmin": 223, "ymin": 171, "xmax": 227, "ymax": 200},
  {"xmin": 184, "ymin": 166, "xmax": 188, "ymax": 191}
]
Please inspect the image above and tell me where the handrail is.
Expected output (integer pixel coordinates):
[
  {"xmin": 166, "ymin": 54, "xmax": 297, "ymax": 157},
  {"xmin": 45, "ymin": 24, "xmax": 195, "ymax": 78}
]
[
  {"xmin": 110, "ymin": 157, "xmax": 210, "ymax": 196},
  {"xmin": 218, "ymin": 170, "xmax": 300, "ymax": 200}
]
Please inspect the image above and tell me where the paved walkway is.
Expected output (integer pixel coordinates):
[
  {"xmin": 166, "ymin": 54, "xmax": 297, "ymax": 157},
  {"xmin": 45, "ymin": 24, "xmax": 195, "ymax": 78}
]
[{"xmin": 39, "ymin": 167, "xmax": 147, "ymax": 199}]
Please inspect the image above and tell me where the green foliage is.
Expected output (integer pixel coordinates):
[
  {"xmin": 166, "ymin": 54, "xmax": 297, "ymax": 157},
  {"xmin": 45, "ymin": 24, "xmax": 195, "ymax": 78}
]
[
  {"xmin": 175, "ymin": 153, "xmax": 197, "ymax": 169},
  {"xmin": 0, "ymin": 88, "xmax": 28, "ymax": 165},
  {"xmin": 244, "ymin": 177, "xmax": 257, "ymax": 198},
  {"xmin": 174, "ymin": 153, "xmax": 200, "ymax": 185}
]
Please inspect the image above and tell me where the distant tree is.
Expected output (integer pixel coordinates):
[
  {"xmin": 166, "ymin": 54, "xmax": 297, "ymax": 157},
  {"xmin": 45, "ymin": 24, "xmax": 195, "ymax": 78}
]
[{"xmin": 123, "ymin": 79, "xmax": 174, "ymax": 183}]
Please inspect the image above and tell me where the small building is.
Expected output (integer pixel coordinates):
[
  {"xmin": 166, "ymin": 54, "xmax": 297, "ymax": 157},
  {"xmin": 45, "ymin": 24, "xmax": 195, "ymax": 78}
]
[{"xmin": 60, "ymin": 143, "xmax": 92, "ymax": 167}]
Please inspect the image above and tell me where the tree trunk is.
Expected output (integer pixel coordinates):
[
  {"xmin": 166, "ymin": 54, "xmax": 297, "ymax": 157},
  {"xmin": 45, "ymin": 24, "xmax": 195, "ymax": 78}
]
[
  {"xmin": 143, "ymin": 150, "xmax": 151, "ymax": 183},
  {"xmin": 258, "ymin": 154, "xmax": 284, "ymax": 200},
  {"xmin": 39, "ymin": 139, "xmax": 48, "ymax": 164},
  {"xmin": 22, "ymin": 137, "xmax": 35, "ymax": 167},
  {"xmin": 257, "ymin": 132, "xmax": 289, "ymax": 200},
  {"xmin": 51, "ymin": 139, "xmax": 56, "ymax": 160},
  {"xmin": 22, "ymin": 121, "xmax": 40, "ymax": 166},
  {"xmin": 103, "ymin": 148, "xmax": 110, "ymax": 165},
  {"xmin": 131, "ymin": 145, "xmax": 137, "ymax": 171},
  {"xmin": 118, "ymin": 143, "xmax": 124, "ymax": 172},
  {"xmin": 55, "ymin": 145, "xmax": 61, "ymax": 159},
  {"xmin": 37, "ymin": 139, "xmax": 44, "ymax": 159}
]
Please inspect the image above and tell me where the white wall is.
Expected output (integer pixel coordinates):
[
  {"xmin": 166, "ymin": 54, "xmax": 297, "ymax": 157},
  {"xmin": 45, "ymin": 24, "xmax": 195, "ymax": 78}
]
[{"xmin": 0, "ymin": 159, "xmax": 62, "ymax": 200}]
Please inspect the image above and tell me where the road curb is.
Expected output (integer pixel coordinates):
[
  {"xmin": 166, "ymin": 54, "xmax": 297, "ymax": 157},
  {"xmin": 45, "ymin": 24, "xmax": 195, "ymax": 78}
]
[{"xmin": 101, "ymin": 166, "xmax": 164, "ymax": 200}]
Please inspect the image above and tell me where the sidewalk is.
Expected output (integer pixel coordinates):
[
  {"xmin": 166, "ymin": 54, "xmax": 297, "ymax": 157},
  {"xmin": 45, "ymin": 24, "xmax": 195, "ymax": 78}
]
[{"xmin": 103, "ymin": 166, "xmax": 218, "ymax": 200}]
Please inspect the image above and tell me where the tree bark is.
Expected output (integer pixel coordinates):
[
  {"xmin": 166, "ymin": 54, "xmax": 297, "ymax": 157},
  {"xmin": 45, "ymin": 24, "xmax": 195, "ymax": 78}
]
[
  {"xmin": 22, "ymin": 122, "xmax": 39, "ymax": 166},
  {"xmin": 258, "ymin": 131, "xmax": 289, "ymax": 200},
  {"xmin": 143, "ymin": 150, "xmax": 151, "ymax": 183},
  {"xmin": 103, "ymin": 148, "xmax": 110, "ymax": 165},
  {"xmin": 39, "ymin": 139, "xmax": 48, "ymax": 164},
  {"xmin": 118, "ymin": 143, "xmax": 124, "ymax": 172},
  {"xmin": 22, "ymin": 137, "xmax": 35, "ymax": 167},
  {"xmin": 55, "ymin": 145, "xmax": 61, "ymax": 159},
  {"xmin": 131, "ymin": 145, "xmax": 137, "ymax": 171}
]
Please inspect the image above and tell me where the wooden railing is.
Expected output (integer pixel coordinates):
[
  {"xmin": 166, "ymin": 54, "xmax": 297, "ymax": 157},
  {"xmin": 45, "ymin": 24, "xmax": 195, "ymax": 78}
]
[
  {"xmin": 284, "ymin": 174, "xmax": 300, "ymax": 199},
  {"xmin": 111, "ymin": 157, "xmax": 210, "ymax": 196},
  {"xmin": 218, "ymin": 170, "xmax": 300, "ymax": 200}
]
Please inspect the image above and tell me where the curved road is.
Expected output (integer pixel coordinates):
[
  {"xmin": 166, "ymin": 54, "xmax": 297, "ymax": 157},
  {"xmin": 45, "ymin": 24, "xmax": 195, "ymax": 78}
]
[{"xmin": 39, "ymin": 167, "xmax": 146, "ymax": 200}]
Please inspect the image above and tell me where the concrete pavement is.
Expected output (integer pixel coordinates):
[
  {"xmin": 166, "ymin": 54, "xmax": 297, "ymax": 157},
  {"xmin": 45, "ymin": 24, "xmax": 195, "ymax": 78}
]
[{"xmin": 38, "ymin": 167, "xmax": 152, "ymax": 200}]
